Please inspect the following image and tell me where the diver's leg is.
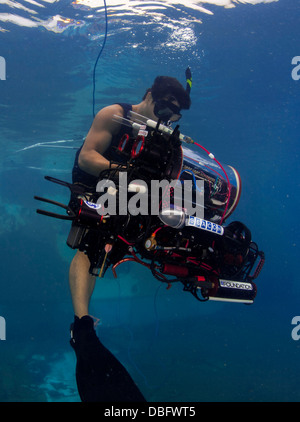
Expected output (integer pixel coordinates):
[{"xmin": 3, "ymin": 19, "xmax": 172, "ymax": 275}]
[
  {"xmin": 69, "ymin": 252, "xmax": 146, "ymax": 402},
  {"xmin": 69, "ymin": 250, "xmax": 96, "ymax": 318}
]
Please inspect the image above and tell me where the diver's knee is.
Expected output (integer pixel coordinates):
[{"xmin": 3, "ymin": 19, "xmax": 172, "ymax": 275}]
[
  {"xmin": 69, "ymin": 250, "xmax": 90, "ymax": 276},
  {"xmin": 74, "ymin": 250, "xmax": 90, "ymax": 264}
]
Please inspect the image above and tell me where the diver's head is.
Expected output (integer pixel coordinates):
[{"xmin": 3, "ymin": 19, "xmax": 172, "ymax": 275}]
[{"xmin": 143, "ymin": 75, "xmax": 191, "ymax": 123}]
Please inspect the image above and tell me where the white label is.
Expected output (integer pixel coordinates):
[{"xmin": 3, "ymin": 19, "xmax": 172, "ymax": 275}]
[
  {"xmin": 219, "ymin": 279, "xmax": 253, "ymax": 290},
  {"xmin": 138, "ymin": 125, "xmax": 148, "ymax": 137},
  {"xmin": 188, "ymin": 216, "xmax": 224, "ymax": 235}
]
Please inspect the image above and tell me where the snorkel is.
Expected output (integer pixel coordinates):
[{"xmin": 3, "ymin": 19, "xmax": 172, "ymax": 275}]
[{"xmin": 185, "ymin": 66, "xmax": 192, "ymax": 95}]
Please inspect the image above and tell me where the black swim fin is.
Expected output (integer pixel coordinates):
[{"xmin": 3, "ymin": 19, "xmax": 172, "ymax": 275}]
[{"xmin": 70, "ymin": 315, "xmax": 146, "ymax": 402}]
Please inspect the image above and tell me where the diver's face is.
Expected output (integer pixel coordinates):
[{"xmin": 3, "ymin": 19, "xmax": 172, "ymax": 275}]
[
  {"xmin": 153, "ymin": 95, "xmax": 182, "ymax": 123},
  {"xmin": 145, "ymin": 92, "xmax": 181, "ymax": 123}
]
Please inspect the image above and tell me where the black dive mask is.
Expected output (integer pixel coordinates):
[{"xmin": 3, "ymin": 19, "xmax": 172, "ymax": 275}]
[{"xmin": 154, "ymin": 99, "xmax": 182, "ymax": 123}]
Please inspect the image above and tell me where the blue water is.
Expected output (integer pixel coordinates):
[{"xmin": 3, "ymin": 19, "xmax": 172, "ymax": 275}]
[{"xmin": 0, "ymin": 0, "xmax": 299, "ymax": 402}]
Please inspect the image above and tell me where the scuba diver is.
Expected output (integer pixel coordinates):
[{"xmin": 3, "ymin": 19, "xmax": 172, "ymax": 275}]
[
  {"xmin": 69, "ymin": 75, "xmax": 191, "ymax": 402},
  {"xmin": 34, "ymin": 68, "xmax": 264, "ymax": 401}
]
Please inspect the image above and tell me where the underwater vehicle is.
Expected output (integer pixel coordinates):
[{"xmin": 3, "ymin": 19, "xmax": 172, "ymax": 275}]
[{"xmin": 35, "ymin": 112, "xmax": 265, "ymax": 304}]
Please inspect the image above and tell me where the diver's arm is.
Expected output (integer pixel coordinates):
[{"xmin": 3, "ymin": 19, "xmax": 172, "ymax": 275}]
[{"xmin": 78, "ymin": 105, "xmax": 122, "ymax": 177}]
